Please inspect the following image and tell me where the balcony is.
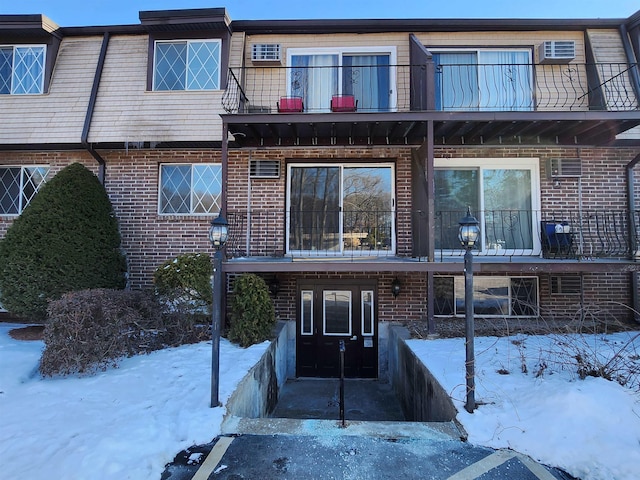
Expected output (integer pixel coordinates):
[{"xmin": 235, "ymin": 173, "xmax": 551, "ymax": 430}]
[
  {"xmin": 223, "ymin": 208, "xmax": 640, "ymax": 269},
  {"xmin": 221, "ymin": 62, "xmax": 640, "ymax": 146}
]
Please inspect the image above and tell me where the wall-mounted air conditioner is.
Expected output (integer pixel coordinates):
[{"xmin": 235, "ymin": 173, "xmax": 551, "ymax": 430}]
[
  {"xmin": 539, "ymin": 41, "xmax": 575, "ymax": 64},
  {"xmin": 547, "ymin": 158, "xmax": 582, "ymax": 179},
  {"xmin": 251, "ymin": 44, "xmax": 281, "ymax": 64},
  {"xmin": 250, "ymin": 159, "xmax": 280, "ymax": 178}
]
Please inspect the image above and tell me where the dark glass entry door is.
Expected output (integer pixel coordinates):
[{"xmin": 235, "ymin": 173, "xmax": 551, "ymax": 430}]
[{"xmin": 296, "ymin": 282, "xmax": 377, "ymax": 378}]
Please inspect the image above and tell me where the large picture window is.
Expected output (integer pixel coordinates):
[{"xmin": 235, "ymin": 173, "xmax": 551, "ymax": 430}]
[
  {"xmin": 434, "ymin": 158, "xmax": 541, "ymax": 255},
  {"xmin": 435, "ymin": 276, "xmax": 539, "ymax": 317},
  {"xmin": 159, "ymin": 164, "xmax": 221, "ymax": 215},
  {"xmin": 153, "ymin": 40, "xmax": 221, "ymax": 91},
  {"xmin": 287, "ymin": 163, "xmax": 394, "ymax": 255},
  {"xmin": 0, "ymin": 166, "xmax": 48, "ymax": 215},
  {"xmin": 433, "ymin": 49, "xmax": 533, "ymax": 111},
  {"xmin": 0, "ymin": 45, "xmax": 46, "ymax": 95},
  {"xmin": 288, "ymin": 47, "xmax": 396, "ymax": 112}
]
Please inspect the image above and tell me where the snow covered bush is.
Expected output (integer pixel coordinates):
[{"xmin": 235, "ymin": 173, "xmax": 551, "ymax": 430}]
[
  {"xmin": 228, "ymin": 274, "xmax": 275, "ymax": 347},
  {"xmin": 40, "ymin": 288, "xmax": 209, "ymax": 376}
]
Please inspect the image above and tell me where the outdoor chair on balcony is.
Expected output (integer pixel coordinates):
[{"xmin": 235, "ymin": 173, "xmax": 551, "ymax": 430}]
[
  {"xmin": 330, "ymin": 94, "xmax": 357, "ymax": 112},
  {"xmin": 541, "ymin": 221, "xmax": 574, "ymax": 259},
  {"xmin": 277, "ymin": 96, "xmax": 304, "ymax": 113}
]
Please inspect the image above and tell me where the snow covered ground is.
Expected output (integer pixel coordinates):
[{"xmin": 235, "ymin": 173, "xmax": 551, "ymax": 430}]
[
  {"xmin": 1, "ymin": 322, "xmax": 639, "ymax": 480},
  {"xmin": 0, "ymin": 323, "xmax": 269, "ymax": 480},
  {"xmin": 408, "ymin": 332, "xmax": 640, "ymax": 480}
]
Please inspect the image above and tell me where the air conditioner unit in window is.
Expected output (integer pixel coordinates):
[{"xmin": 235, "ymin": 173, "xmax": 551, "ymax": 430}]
[
  {"xmin": 547, "ymin": 158, "xmax": 582, "ymax": 179},
  {"xmin": 251, "ymin": 44, "xmax": 281, "ymax": 64},
  {"xmin": 539, "ymin": 41, "xmax": 576, "ymax": 64},
  {"xmin": 250, "ymin": 159, "xmax": 280, "ymax": 178}
]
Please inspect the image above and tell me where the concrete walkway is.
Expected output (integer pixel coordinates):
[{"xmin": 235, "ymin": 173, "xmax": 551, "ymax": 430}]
[
  {"xmin": 162, "ymin": 426, "xmax": 570, "ymax": 480},
  {"xmin": 270, "ymin": 378, "xmax": 406, "ymax": 422},
  {"xmin": 161, "ymin": 379, "xmax": 573, "ymax": 480}
]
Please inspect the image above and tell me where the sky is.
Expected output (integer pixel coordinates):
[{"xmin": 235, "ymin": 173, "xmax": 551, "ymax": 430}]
[
  {"xmin": 1, "ymin": 0, "xmax": 639, "ymax": 27},
  {"xmin": 1, "ymin": 321, "xmax": 639, "ymax": 479}
]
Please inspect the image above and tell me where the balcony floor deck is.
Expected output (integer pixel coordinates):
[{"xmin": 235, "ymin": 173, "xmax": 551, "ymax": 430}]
[{"xmin": 224, "ymin": 254, "xmax": 640, "ymax": 274}]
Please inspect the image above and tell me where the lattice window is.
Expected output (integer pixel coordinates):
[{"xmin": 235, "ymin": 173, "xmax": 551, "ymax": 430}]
[
  {"xmin": 153, "ymin": 40, "xmax": 220, "ymax": 91},
  {"xmin": 159, "ymin": 164, "xmax": 222, "ymax": 215},
  {"xmin": 0, "ymin": 166, "xmax": 49, "ymax": 215},
  {"xmin": 0, "ymin": 45, "xmax": 45, "ymax": 95}
]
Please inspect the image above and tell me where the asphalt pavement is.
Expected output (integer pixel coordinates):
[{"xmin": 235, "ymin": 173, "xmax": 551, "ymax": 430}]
[{"xmin": 161, "ymin": 379, "xmax": 574, "ymax": 480}]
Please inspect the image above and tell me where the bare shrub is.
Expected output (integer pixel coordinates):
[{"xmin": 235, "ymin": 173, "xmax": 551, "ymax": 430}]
[{"xmin": 40, "ymin": 289, "xmax": 209, "ymax": 376}]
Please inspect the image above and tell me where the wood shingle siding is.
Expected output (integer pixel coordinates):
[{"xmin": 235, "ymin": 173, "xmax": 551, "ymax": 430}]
[
  {"xmin": 0, "ymin": 37, "xmax": 102, "ymax": 145},
  {"xmin": 89, "ymin": 35, "xmax": 224, "ymax": 144}
]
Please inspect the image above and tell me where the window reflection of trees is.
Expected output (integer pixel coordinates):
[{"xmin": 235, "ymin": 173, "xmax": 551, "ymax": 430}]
[
  {"xmin": 343, "ymin": 168, "xmax": 392, "ymax": 251},
  {"xmin": 289, "ymin": 166, "xmax": 392, "ymax": 253}
]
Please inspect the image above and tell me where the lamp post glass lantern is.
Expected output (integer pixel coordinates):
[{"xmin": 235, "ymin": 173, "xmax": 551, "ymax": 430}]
[
  {"xmin": 459, "ymin": 207, "xmax": 480, "ymax": 413},
  {"xmin": 209, "ymin": 215, "xmax": 228, "ymax": 408}
]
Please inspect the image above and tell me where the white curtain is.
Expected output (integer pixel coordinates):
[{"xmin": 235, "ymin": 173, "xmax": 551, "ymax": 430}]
[
  {"xmin": 291, "ymin": 55, "xmax": 338, "ymax": 112},
  {"xmin": 480, "ymin": 51, "xmax": 532, "ymax": 111}
]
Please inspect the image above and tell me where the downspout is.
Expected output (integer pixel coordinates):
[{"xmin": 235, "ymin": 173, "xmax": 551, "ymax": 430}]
[
  {"xmin": 626, "ymin": 153, "xmax": 640, "ymax": 323},
  {"xmin": 81, "ymin": 32, "xmax": 110, "ymax": 184}
]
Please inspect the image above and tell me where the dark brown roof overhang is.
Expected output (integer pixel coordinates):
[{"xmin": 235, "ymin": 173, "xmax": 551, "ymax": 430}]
[
  {"xmin": 0, "ymin": 14, "xmax": 61, "ymax": 40},
  {"xmin": 231, "ymin": 17, "xmax": 629, "ymax": 35},
  {"xmin": 139, "ymin": 8, "xmax": 231, "ymax": 34}
]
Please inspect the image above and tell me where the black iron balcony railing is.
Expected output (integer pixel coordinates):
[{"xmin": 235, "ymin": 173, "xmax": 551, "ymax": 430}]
[
  {"xmin": 224, "ymin": 208, "xmax": 640, "ymax": 260},
  {"xmin": 222, "ymin": 63, "xmax": 640, "ymax": 114}
]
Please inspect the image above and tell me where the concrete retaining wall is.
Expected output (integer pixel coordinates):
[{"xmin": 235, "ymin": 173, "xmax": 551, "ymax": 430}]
[
  {"xmin": 388, "ymin": 325, "xmax": 457, "ymax": 422},
  {"xmin": 225, "ymin": 321, "xmax": 457, "ymax": 424},
  {"xmin": 224, "ymin": 321, "xmax": 293, "ymax": 419}
]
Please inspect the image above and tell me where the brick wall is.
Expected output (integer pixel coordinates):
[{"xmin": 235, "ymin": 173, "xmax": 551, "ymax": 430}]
[{"xmin": 1, "ymin": 145, "xmax": 637, "ymax": 319}]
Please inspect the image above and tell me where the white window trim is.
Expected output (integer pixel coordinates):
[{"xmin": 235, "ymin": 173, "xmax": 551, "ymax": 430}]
[
  {"xmin": 361, "ymin": 290, "xmax": 375, "ymax": 337},
  {"xmin": 301, "ymin": 290, "xmax": 314, "ymax": 336},
  {"xmin": 0, "ymin": 165, "xmax": 49, "ymax": 216},
  {"xmin": 0, "ymin": 44, "xmax": 46, "ymax": 95},
  {"xmin": 286, "ymin": 46, "xmax": 398, "ymax": 111},
  {"xmin": 157, "ymin": 163, "xmax": 222, "ymax": 216},
  {"xmin": 430, "ymin": 47, "xmax": 532, "ymax": 56},
  {"xmin": 285, "ymin": 162, "xmax": 396, "ymax": 257},
  {"xmin": 152, "ymin": 39, "xmax": 222, "ymax": 92},
  {"xmin": 434, "ymin": 157, "xmax": 542, "ymax": 256}
]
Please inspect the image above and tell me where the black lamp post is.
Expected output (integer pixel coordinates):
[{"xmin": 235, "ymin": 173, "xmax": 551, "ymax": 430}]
[
  {"xmin": 208, "ymin": 214, "xmax": 228, "ymax": 408},
  {"xmin": 459, "ymin": 207, "xmax": 480, "ymax": 413}
]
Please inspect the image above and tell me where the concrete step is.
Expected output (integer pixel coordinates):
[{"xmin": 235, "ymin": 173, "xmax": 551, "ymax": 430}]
[{"xmin": 221, "ymin": 416, "xmax": 466, "ymax": 441}]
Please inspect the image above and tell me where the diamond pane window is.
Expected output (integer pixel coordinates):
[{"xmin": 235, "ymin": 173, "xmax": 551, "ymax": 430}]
[
  {"xmin": 0, "ymin": 166, "xmax": 49, "ymax": 215},
  {"xmin": 159, "ymin": 164, "xmax": 222, "ymax": 215},
  {"xmin": 153, "ymin": 40, "xmax": 220, "ymax": 91},
  {"xmin": 0, "ymin": 45, "xmax": 45, "ymax": 95}
]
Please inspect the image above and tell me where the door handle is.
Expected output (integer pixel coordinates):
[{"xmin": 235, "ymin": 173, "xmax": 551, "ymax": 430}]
[{"xmin": 350, "ymin": 335, "xmax": 358, "ymax": 341}]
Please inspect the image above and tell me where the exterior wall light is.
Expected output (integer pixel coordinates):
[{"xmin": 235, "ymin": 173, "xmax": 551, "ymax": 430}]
[{"xmin": 391, "ymin": 277, "xmax": 402, "ymax": 297}]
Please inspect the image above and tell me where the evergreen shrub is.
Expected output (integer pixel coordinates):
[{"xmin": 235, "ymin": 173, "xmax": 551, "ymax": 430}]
[
  {"xmin": 153, "ymin": 252, "xmax": 212, "ymax": 314},
  {"xmin": 0, "ymin": 163, "xmax": 126, "ymax": 320},
  {"xmin": 228, "ymin": 274, "xmax": 275, "ymax": 347}
]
